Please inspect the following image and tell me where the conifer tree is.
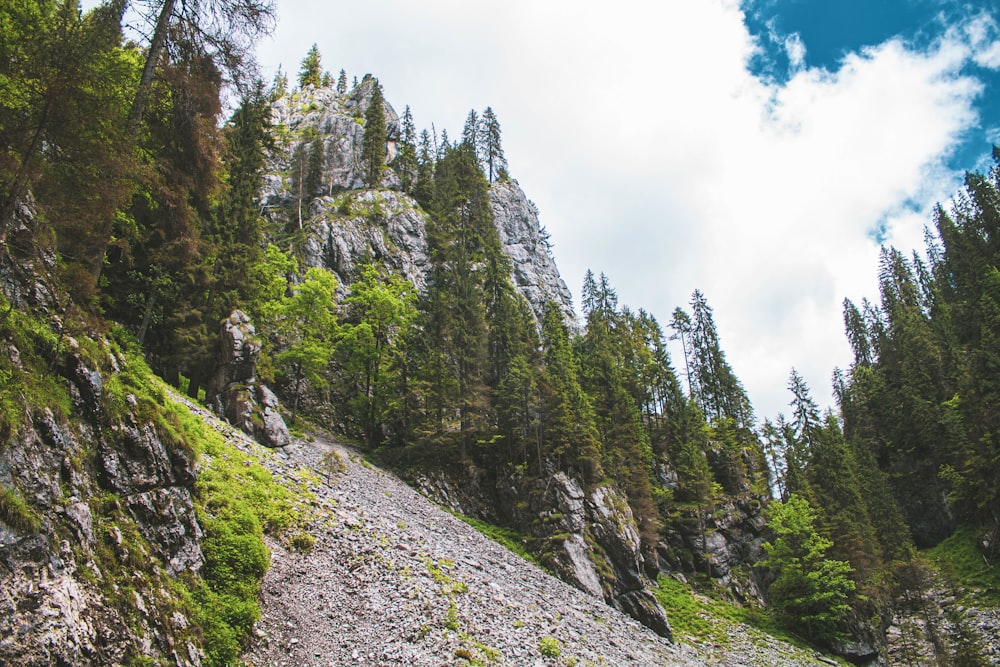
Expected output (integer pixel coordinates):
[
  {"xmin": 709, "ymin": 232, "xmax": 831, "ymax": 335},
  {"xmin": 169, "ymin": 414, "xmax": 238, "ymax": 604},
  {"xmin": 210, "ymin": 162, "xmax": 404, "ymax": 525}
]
[
  {"xmin": 126, "ymin": 0, "xmax": 275, "ymax": 137},
  {"xmin": 479, "ymin": 107, "xmax": 507, "ymax": 183},
  {"xmin": 393, "ymin": 105, "xmax": 418, "ymax": 193},
  {"xmin": 362, "ymin": 81, "xmax": 387, "ymax": 188},
  {"xmin": 539, "ymin": 303, "xmax": 603, "ymax": 481},
  {"xmin": 336, "ymin": 69, "xmax": 348, "ymax": 94},
  {"xmin": 1, "ymin": 0, "xmax": 134, "ymax": 289},
  {"xmin": 298, "ymin": 43, "xmax": 322, "ymax": 88},
  {"xmin": 414, "ymin": 143, "xmax": 494, "ymax": 458},
  {"xmin": 413, "ymin": 129, "xmax": 435, "ymax": 209},
  {"xmin": 305, "ymin": 138, "xmax": 325, "ymax": 198}
]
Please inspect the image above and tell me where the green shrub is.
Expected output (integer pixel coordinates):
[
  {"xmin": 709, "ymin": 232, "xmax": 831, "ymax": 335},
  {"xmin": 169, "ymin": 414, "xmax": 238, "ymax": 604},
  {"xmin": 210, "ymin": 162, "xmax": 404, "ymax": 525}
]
[
  {"xmin": 0, "ymin": 485, "xmax": 40, "ymax": 533},
  {"xmin": 538, "ymin": 635, "xmax": 561, "ymax": 658}
]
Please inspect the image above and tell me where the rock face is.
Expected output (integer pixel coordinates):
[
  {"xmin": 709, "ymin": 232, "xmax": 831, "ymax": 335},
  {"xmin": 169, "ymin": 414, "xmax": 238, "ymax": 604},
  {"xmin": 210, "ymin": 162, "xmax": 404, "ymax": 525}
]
[
  {"xmin": 0, "ymin": 257, "xmax": 204, "ymax": 664},
  {"xmin": 302, "ymin": 189, "xmax": 429, "ymax": 292},
  {"xmin": 266, "ymin": 77, "xmax": 401, "ymax": 199},
  {"xmin": 489, "ymin": 179, "xmax": 575, "ymax": 325},
  {"xmin": 206, "ymin": 310, "xmax": 290, "ymax": 448}
]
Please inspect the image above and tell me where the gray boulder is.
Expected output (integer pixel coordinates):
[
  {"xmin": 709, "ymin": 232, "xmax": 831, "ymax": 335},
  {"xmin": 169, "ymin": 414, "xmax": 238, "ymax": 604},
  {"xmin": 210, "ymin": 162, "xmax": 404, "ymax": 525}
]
[{"xmin": 206, "ymin": 311, "xmax": 290, "ymax": 448}]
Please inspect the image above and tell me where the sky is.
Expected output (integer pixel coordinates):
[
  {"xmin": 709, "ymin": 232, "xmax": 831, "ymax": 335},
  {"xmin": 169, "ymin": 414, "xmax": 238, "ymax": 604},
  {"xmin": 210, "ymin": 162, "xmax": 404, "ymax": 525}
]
[{"xmin": 247, "ymin": 1, "xmax": 1000, "ymax": 421}]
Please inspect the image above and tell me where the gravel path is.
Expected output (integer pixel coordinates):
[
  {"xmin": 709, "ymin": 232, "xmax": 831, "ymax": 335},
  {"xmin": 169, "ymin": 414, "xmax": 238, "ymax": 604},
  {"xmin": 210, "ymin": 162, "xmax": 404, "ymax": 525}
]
[{"xmin": 219, "ymin": 425, "xmax": 834, "ymax": 667}]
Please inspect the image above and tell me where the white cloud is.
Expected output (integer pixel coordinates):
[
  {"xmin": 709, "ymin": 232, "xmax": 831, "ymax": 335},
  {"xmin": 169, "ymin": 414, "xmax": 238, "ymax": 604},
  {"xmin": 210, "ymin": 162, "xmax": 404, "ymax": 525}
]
[
  {"xmin": 254, "ymin": 0, "xmax": 992, "ymax": 420},
  {"xmin": 784, "ymin": 33, "xmax": 807, "ymax": 71}
]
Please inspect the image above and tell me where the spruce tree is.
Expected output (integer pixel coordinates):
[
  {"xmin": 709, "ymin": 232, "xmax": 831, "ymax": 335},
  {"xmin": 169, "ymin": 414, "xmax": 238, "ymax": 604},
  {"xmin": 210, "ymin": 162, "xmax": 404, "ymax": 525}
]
[
  {"xmin": 298, "ymin": 43, "xmax": 322, "ymax": 88},
  {"xmin": 393, "ymin": 105, "xmax": 418, "ymax": 193},
  {"xmin": 480, "ymin": 107, "xmax": 507, "ymax": 183},
  {"xmin": 336, "ymin": 69, "xmax": 347, "ymax": 94},
  {"xmin": 361, "ymin": 81, "xmax": 387, "ymax": 187}
]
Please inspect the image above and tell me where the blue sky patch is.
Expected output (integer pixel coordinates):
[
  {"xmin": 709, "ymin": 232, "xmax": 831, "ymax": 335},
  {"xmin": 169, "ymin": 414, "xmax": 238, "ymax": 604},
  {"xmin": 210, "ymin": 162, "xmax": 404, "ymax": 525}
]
[{"xmin": 743, "ymin": 0, "xmax": 1000, "ymax": 175}]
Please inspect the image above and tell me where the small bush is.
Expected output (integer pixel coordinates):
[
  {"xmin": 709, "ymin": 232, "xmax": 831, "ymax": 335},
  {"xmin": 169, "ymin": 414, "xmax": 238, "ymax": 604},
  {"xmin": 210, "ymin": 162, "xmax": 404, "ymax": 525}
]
[
  {"xmin": 538, "ymin": 635, "xmax": 561, "ymax": 658},
  {"xmin": 290, "ymin": 530, "xmax": 316, "ymax": 552}
]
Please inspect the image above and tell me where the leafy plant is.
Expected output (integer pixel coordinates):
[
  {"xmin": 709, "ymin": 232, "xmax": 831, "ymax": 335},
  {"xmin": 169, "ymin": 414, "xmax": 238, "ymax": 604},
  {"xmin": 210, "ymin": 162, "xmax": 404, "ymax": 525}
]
[{"xmin": 538, "ymin": 635, "xmax": 561, "ymax": 658}]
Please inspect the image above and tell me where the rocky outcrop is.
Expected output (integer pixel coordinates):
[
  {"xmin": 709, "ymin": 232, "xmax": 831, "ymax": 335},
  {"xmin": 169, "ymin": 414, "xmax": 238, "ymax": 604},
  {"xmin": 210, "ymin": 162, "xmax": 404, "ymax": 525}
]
[
  {"xmin": 266, "ymin": 76, "xmax": 400, "ymax": 199},
  {"xmin": 302, "ymin": 189, "xmax": 429, "ymax": 292},
  {"xmin": 885, "ymin": 561, "xmax": 1000, "ymax": 666},
  {"xmin": 206, "ymin": 310, "xmax": 290, "ymax": 448},
  {"xmin": 489, "ymin": 179, "xmax": 575, "ymax": 325},
  {"xmin": 264, "ymin": 82, "xmax": 576, "ymax": 327},
  {"xmin": 419, "ymin": 468, "xmax": 673, "ymax": 639}
]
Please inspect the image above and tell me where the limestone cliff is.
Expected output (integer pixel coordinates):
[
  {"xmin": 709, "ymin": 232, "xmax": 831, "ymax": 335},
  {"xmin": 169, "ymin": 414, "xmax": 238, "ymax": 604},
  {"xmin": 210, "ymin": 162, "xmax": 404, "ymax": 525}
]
[{"xmin": 262, "ymin": 80, "xmax": 574, "ymax": 324}]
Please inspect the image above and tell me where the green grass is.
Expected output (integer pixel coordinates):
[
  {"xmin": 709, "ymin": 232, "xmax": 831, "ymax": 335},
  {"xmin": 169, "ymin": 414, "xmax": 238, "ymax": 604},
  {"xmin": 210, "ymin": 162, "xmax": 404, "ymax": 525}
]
[
  {"xmin": 0, "ymin": 485, "xmax": 40, "ymax": 533},
  {"xmin": 654, "ymin": 575, "xmax": 812, "ymax": 650},
  {"xmin": 99, "ymin": 332, "xmax": 307, "ymax": 666},
  {"xmin": 0, "ymin": 294, "xmax": 72, "ymax": 449},
  {"xmin": 538, "ymin": 635, "xmax": 561, "ymax": 658},
  {"xmin": 925, "ymin": 524, "xmax": 1000, "ymax": 605}
]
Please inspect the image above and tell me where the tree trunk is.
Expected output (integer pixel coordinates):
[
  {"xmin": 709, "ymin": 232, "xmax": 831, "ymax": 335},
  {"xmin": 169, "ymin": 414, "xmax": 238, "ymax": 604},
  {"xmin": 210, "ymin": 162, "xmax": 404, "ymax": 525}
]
[{"xmin": 128, "ymin": 0, "xmax": 176, "ymax": 137}]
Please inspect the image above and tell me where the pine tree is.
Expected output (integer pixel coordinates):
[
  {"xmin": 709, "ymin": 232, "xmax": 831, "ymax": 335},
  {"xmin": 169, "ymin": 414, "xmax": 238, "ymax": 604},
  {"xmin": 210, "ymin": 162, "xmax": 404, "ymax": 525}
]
[
  {"xmin": 413, "ymin": 143, "xmax": 494, "ymax": 458},
  {"xmin": 336, "ymin": 69, "xmax": 347, "ymax": 94},
  {"xmin": 413, "ymin": 129, "xmax": 435, "ymax": 208},
  {"xmin": 479, "ymin": 107, "xmax": 507, "ymax": 183},
  {"xmin": 361, "ymin": 81, "xmax": 387, "ymax": 188},
  {"xmin": 1, "ymin": 0, "xmax": 134, "ymax": 291},
  {"xmin": 305, "ymin": 138, "xmax": 325, "ymax": 198},
  {"xmin": 686, "ymin": 291, "xmax": 754, "ymax": 428},
  {"xmin": 393, "ymin": 105, "xmax": 418, "ymax": 193},
  {"xmin": 539, "ymin": 303, "xmax": 603, "ymax": 481},
  {"xmin": 298, "ymin": 43, "xmax": 322, "ymax": 88}
]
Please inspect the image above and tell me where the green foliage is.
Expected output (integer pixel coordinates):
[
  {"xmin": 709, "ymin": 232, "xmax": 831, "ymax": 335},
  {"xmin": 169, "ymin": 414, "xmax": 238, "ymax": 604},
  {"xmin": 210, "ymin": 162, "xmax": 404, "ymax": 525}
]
[
  {"xmin": 267, "ymin": 266, "xmax": 339, "ymax": 418},
  {"xmin": 0, "ymin": 484, "xmax": 40, "ymax": 533},
  {"xmin": 762, "ymin": 495, "xmax": 856, "ymax": 644},
  {"xmin": 538, "ymin": 635, "xmax": 561, "ymax": 658},
  {"xmin": 169, "ymin": 393, "xmax": 300, "ymax": 665},
  {"xmin": 298, "ymin": 43, "xmax": 322, "ymax": 89},
  {"xmin": 1, "ymin": 0, "xmax": 137, "ymax": 297},
  {"xmin": 334, "ymin": 264, "xmax": 417, "ymax": 447},
  {"xmin": 0, "ymin": 296, "xmax": 72, "ymax": 447},
  {"xmin": 362, "ymin": 79, "xmax": 387, "ymax": 187},
  {"xmin": 926, "ymin": 524, "xmax": 1000, "ymax": 605}
]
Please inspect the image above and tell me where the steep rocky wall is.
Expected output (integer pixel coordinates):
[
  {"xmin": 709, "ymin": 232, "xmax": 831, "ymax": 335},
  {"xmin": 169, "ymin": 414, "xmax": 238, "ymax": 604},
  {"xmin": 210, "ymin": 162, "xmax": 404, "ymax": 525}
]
[{"xmin": 0, "ymin": 257, "xmax": 204, "ymax": 665}]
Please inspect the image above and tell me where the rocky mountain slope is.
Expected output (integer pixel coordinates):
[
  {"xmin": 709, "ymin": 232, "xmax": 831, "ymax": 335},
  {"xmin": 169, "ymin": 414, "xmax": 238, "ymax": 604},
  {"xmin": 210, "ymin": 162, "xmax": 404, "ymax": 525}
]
[{"xmin": 219, "ymin": 415, "xmax": 833, "ymax": 667}]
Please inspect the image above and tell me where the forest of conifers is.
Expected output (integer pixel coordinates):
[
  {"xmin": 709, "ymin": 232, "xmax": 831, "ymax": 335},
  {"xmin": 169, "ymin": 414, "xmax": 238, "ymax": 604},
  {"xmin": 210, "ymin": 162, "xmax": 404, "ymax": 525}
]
[{"xmin": 2, "ymin": 0, "xmax": 999, "ymax": 657}]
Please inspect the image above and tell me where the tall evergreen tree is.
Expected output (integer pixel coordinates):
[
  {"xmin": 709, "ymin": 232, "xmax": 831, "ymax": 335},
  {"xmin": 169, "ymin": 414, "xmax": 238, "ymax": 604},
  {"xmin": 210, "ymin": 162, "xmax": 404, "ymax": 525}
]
[
  {"xmin": 393, "ymin": 105, "xmax": 418, "ymax": 193},
  {"xmin": 362, "ymin": 80, "xmax": 387, "ymax": 188},
  {"xmin": 413, "ymin": 143, "xmax": 494, "ymax": 458},
  {"xmin": 298, "ymin": 43, "xmax": 322, "ymax": 89},
  {"xmin": 479, "ymin": 106, "xmax": 507, "ymax": 183}
]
